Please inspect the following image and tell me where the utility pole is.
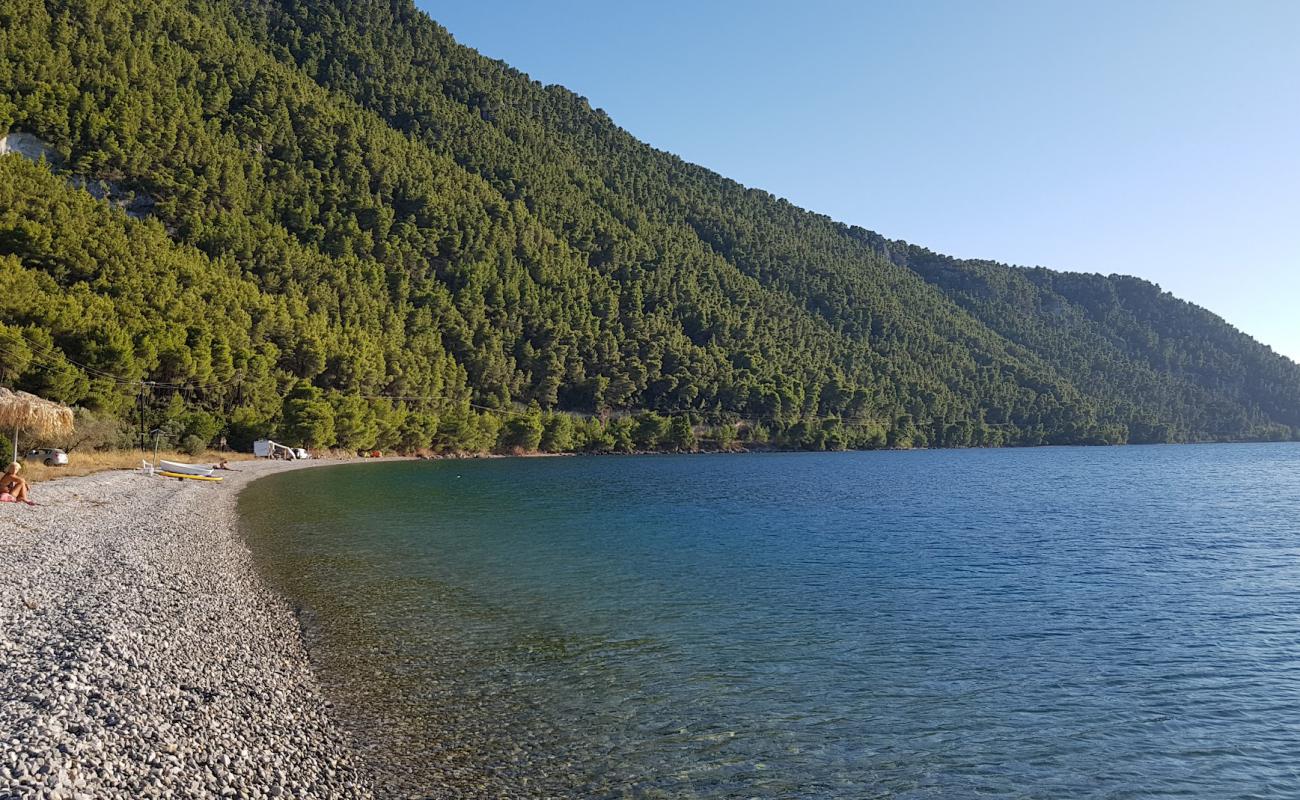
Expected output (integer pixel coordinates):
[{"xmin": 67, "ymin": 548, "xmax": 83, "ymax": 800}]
[
  {"xmin": 138, "ymin": 381, "xmax": 154, "ymax": 452},
  {"xmin": 138, "ymin": 381, "xmax": 145, "ymax": 452}
]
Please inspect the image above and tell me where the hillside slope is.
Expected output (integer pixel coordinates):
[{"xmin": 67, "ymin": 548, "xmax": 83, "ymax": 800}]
[{"xmin": 0, "ymin": 0, "xmax": 1295, "ymax": 451}]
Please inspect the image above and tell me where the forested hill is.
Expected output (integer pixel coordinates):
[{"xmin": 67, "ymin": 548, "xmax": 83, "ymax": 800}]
[{"xmin": 0, "ymin": 0, "xmax": 1296, "ymax": 455}]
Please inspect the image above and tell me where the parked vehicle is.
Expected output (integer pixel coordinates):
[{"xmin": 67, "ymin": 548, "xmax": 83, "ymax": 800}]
[
  {"xmin": 254, "ymin": 439, "xmax": 302, "ymax": 459},
  {"xmin": 24, "ymin": 448, "xmax": 68, "ymax": 467}
]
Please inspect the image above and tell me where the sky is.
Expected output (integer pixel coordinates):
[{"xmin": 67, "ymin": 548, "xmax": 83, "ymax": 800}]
[{"xmin": 416, "ymin": 0, "xmax": 1300, "ymax": 361}]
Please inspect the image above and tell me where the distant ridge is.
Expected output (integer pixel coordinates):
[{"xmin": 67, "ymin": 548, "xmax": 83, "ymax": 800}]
[{"xmin": 0, "ymin": 0, "xmax": 1295, "ymax": 452}]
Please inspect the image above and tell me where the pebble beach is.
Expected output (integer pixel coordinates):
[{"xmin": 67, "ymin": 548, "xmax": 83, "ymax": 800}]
[{"xmin": 0, "ymin": 460, "xmax": 376, "ymax": 800}]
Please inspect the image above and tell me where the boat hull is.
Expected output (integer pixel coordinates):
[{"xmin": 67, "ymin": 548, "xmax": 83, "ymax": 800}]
[
  {"xmin": 158, "ymin": 460, "xmax": 215, "ymax": 477},
  {"xmin": 157, "ymin": 470, "xmax": 223, "ymax": 482}
]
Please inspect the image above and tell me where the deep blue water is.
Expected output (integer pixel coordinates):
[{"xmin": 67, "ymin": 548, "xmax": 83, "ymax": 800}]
[{"xmin": 241, "ymin": 445, "xmax": 1300, "ymax": 798}]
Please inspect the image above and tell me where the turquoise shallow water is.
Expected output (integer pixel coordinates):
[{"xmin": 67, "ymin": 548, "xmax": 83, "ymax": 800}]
[{"xmin": 241, "ymin": 445, "xmax": 1300, "ymax": 798}]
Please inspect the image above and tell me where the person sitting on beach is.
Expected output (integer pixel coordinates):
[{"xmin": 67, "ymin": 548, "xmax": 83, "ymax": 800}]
[
  {"xmin": 213, "ymin": 459, "xmax": 233, "ymax": 471},
  {"xmin": 0, "ymin": 462, "xmax": 35, "ymax": 505}
]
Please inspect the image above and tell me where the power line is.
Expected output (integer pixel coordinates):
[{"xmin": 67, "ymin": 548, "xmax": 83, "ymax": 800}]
[
  {"xmin": 0, "ymin": 330, "xmax": 243, "ymax": 390},
  {"xmin": 0, "ymin": 332, "xmax": 138, "ymax": 385}
]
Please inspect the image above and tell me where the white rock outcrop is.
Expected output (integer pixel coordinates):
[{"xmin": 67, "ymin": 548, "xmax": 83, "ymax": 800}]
[{"xmin": 0, "ymin": 131, "xmax": 59, "ymax": 163}]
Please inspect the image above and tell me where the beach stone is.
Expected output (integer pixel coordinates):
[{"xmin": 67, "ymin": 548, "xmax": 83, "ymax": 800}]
[{"xmin": 0, "ymin": 462, "xmax": 379, "ymax": 799}]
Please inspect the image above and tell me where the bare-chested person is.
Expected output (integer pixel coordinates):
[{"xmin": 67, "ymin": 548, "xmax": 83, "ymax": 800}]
[{"xmin": 1, "ymin": 462, "xmax": 35, "ymax": 505}]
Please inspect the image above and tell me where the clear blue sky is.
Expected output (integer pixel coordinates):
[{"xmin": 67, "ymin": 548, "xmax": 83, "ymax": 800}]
[{"xmin": 416, "ymin": 0, "xmax": 1300, "ymax": 361}]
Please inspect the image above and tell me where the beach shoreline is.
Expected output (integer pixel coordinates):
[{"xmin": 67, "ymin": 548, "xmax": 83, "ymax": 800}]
[{"xmin": 0, "ymin": 458, "xmax": 389, "ymax": 800}]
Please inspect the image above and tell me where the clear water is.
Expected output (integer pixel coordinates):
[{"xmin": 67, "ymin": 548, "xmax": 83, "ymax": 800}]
[{"xmin": 240, "ymin": 445, "xmax": 1300, "ymax": 798}]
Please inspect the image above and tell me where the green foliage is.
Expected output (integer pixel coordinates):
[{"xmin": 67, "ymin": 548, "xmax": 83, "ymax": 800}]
[
  {"xmin": 58, "ymin": 407, "xmax": 131, "ymax": 453},
  {"xmin": 281, "ymin": 382, "xmax": 335, "ymax": 449},
  {"xmin": 226, "ymin": 406, "xmax": 271, "ymax": 452},
  {"xmin": 845, "ymin": 422, "xmax": 887, "ymax": 450},
  {"xmin": 397, "ymin": 411, "xmax": 439, "ymax": 452},
  {"xmin": 498, "ymin": 411, "xmax": 544, "ymax": 453},
  {"xmin": 177, "ymin": 410, "xmax": 222, "ymax": 448},
  {"xmin": 432, "ymin": 410, "xmax": 474, "ymax": 453},
  {"xmin": 607, "ymin": 416, "xmax": 636, "ymax": 453},
  {"xmin": 331, "ymin": 394, "xmax": 379, "ymax": 451},
  {"xmin": 434, "ymin": 413, "xmax": 499, "ymax": 457},
  {"xmin": 667, "ymin": 417, "xmax": 697, "ymax": 452},
  {"xmin": 539, "ymin": 413, "xmax": 575, "ymax": 453},
  {"xmin": 633, "ymin": 413, "xmax": 669, "ymax": 450},
  {"xmin": 711, "ymin": 424, "xmax": 738, "ymax": 451},
  {"xmin": 578, "ymin": 418, "xmax": 615, "ymax": 453},
  {"xmin": 888, "ymin": 416, "xmax": 918, "ymax": 450},
  {"xmin": 0, "ymin": 0, "xmax": 1295, "ymax": 457},
  {"xmin": 179, "ymin": 434, "xmax": 207, "ymax": 457}
]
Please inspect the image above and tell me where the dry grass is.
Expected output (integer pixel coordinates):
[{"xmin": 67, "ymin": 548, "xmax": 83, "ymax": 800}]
[{"xmin": 21, "ymin": 449, "xmax": 256, "ymax": 483}]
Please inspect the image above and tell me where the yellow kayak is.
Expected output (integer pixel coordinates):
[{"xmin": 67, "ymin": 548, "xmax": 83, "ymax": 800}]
[{"xmin": 157, "ymin": 470, "xmax": 223, "ymax": 482}]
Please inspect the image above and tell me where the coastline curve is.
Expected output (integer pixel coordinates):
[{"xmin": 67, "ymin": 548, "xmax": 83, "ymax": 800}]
[{"xmin": 0, "ymin": 459, "xmax": 386, "ymax": 799}]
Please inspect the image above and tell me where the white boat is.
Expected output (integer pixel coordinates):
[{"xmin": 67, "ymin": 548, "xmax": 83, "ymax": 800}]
[{"xmin": 158, "ymin": 459, "xmax": 215, "ymax": 477}]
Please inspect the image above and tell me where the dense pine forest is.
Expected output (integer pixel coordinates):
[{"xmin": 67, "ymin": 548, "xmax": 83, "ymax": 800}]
[{"xmin": 1, "ymin": 0, "xmax": 1297, "ymax": 455}]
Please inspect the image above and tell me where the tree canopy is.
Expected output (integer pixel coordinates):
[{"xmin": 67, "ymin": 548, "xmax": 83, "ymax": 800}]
[{"xmin": 0, "ymin": 0, "xmax": 1296, "ymax": 454}]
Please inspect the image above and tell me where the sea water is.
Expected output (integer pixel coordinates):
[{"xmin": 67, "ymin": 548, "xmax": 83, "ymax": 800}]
[{"xmin": 240, "ymin": 445, "xmax": 1300, "ymax": 798}]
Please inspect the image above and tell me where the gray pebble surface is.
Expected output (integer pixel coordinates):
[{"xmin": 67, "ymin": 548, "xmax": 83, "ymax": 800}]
[{"xmin": 1, "ymin": 461, "xmax": 377, "ymax": 800}]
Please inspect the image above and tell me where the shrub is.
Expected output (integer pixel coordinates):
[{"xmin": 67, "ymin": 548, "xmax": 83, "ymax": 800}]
[
  {"xmin": 61, "ymin": 407, "xmax": 132, "ymax": 453},
  {"xmin": 666, "ymin": 416, "xmax": 696, "ymax": 451},
  {"xmin": 539, "ymin": 413, "xmax": 575, "ymax": 452},
  {"xmin": 397, "ymin": 411, "xmax": 439, "ymax": 453},
  {"xmin": 608, "ymin": 416, "xmax": 635, "ymax": 452},
  {"xmin": 498, "ymin": 414, "xmax": 543, "ymax": 452},
  {"xmin": 578, "ymin": 418, "xmax": 615, "ymax": 452},
  {"xmin": 178, "ymin": 410, "xmax": 222, "ymax": 445},
  {"xmin": 180, "ymin": 434, "xmax": 206, "ymax": 456},
  {"xmin": 226, "ymin": 406, "xmax": 270, "ymax": 452},
  {"xmin": 632, "ymin": 412, "xmax": 668, "ymax": 449}
]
